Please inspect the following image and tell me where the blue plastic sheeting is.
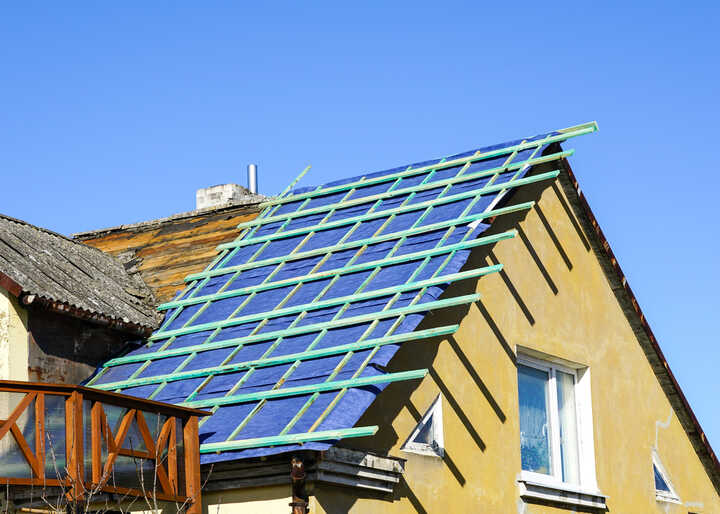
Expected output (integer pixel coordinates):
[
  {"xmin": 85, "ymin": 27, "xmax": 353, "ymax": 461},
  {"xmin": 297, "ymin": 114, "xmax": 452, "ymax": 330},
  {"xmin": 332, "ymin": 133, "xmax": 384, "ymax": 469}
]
[{"xmin": 91, "ymin": 131, "xmax": 559, "ymax": 463}]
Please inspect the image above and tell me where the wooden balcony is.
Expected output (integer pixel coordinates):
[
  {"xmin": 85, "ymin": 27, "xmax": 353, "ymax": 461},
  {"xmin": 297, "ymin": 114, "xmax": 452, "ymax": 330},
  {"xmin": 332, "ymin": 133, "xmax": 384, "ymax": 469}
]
[{"xmin": 0, "ymin": 380, "xmax": 209, "ymax": 513}]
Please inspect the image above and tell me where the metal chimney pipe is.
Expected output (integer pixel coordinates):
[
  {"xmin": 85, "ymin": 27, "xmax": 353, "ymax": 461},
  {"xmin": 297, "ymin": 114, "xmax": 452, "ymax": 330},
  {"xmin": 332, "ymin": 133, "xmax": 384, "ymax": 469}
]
[{"xmin": 247, "ymin": 164, "xmax": 258, "ymax": 194}]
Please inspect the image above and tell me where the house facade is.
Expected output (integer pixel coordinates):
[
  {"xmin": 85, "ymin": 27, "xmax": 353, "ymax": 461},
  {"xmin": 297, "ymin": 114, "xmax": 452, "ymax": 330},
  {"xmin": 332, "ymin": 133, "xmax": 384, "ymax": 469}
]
[{"xmin": 0, "ymin": 122, "xmax": 718, "ymax": 513}]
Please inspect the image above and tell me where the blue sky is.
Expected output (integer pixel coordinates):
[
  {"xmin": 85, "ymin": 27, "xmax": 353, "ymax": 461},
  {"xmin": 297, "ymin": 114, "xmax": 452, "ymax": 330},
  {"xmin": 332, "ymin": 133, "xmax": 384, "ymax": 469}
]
[{"xmin": 2, "ymin": 3, "xmax": 719, "ymax": 451}]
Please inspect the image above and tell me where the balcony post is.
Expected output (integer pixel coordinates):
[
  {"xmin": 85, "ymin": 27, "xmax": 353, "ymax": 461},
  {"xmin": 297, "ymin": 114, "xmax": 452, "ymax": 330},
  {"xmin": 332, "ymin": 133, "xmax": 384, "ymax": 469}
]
[{"xmin": 183, "ymin": 416, "xmax": 202, "ymax": 514}]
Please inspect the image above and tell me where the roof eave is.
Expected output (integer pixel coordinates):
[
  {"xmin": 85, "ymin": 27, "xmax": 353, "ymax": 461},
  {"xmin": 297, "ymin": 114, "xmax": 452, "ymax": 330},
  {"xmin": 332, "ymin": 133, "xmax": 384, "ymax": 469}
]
[{"xmin": 0, "ymin": 272, "xmax": 156, "ymax": 336}]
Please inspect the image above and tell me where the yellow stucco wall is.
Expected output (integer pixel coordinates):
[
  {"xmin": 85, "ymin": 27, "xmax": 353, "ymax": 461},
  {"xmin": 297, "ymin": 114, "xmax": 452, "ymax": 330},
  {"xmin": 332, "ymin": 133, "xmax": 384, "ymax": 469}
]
[
  {"xmin": 312, "ymin": 178, "xmax": 720, "ymax": 513},
  {"xmin": 201, "ymin": 176, "xmax": 720, "ymax": 513},
  {"xmin": 203, "ymin": 486, "xmax": 292, "ymax": 514},
  {"xmin": 0, "ymin": 286, "xmax": 28, "ymax": 384}
]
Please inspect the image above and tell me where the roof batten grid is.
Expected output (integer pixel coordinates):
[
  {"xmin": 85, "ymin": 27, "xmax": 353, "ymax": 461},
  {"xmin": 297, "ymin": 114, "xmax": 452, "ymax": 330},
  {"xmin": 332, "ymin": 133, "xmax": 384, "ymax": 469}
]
[
  {"xmin": 306, "ymin": 140, "xmax": 537, "ymax": 434},
  {"xmin": 217, "ymin": 171, "xmax": 428, "ymax": 440},
  {"xmin": 172, "ymin": 201, "xmax": 534, "ymax": 293},
  {"xmin": 254, "ymin": 122, "xmax": 597, "ymax": 211},
  {"xmin": 147, "ymin": 170, "xmax": 558, "ymax": 343},
  {"xmin": 272, "ymin": 162, "xmax": 461, "ymax": 438},
  {"xmin": 157, "ymin": 230, "xmax": 517, "ymax": 312},
  {"xmin": 232, "ymin": 154, "xmax": 566, "ymax": 231},
  {"xmin": 182, "ymin": 184, "xmax": 370, "ymax": 419},
  {"xmin": 183, "ymin": 369, "xmax": 430, "ymax": 409},
  {"xmin": 100, "ymin": 195, "xmax": 308, "ymax": 393},
  {"xmin": 92, "ymin": 326, "xmax": 460, "ymax": 391},
  {"xmin": 146, "ymin": 187, "xmax": 349, "ymax": 402},
  {"xmin": 104, "ymin": 295, "xmax": 483, "ymax": 367},
  {"xmin": 207, "ymin": 150, "xmax": 572, "ymax": 260}
]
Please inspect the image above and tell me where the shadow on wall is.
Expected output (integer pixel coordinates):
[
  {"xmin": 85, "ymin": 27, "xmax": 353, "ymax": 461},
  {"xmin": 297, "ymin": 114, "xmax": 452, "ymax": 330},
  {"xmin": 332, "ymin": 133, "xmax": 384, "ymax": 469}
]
[{"xmin": 313, "ymin": 154, "xmax": 589, "ymax": 514}]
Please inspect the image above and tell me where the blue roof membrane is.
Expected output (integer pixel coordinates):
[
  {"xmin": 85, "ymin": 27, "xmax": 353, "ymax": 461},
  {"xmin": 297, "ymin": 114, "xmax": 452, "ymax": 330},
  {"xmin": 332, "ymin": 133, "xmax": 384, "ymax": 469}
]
[{"xmin": 91, "ymin": 130, "xmax": 563, "ymax": 463}]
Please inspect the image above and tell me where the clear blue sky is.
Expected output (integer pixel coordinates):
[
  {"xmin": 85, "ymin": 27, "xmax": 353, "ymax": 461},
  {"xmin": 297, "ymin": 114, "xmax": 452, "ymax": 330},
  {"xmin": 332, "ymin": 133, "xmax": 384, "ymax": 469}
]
[{"xmin": 2, "ymin": 3, "xmax": 719, "ymax": 451}]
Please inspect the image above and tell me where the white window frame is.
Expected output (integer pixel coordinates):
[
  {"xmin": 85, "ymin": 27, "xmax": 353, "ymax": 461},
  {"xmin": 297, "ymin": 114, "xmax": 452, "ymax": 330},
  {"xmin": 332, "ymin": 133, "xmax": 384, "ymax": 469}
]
[
  {"xmin": 652, "ymin": 449, "xmax": 680, "ymax": 504},
  {"xmin": 401, "ymin": 395, "xmax": 444, "ymax": 458},
  {"xmin": 517, "ymin": 352, "xmax": 599, "ymax": 496}
]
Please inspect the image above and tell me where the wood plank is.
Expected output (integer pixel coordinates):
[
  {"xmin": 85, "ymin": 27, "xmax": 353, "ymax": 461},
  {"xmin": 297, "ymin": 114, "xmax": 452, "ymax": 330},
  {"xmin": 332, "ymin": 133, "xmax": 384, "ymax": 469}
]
[{"xmin": 183, "ymin": 417, "xmax": 201, "ymax": 514}]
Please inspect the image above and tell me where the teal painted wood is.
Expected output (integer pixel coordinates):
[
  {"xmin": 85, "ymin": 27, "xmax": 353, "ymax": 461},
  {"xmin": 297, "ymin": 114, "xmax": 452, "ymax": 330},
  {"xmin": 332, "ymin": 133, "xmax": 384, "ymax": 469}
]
[
  {"xmin": 160, "ymin": 230, "xmax": 516, "ymax": 311},
  {"xmin": 199, "ymin": 426, "xmax": 379, "ymax": 453},
  {"xmin": 278, "ymin": 165, "xmax": 312, "ymax": 198},
  {"xmin": 257, "ymin": 123, "xmax": 595, "ymax": 209},
  {"xmin": 188, "ymin": 201, "xmax": 534, "ymax": 283},
  {"xmin": 106, "ymin": 292, "xmax": 482, "ymax": 366},
  {"xmin": 214, "ymin": 168, "xmax": 562, "ymax": 254},
  {"xmin": 92, "ymin": 325, "xmax": 458, "ymax": 391},
  {"xmin": 237, "ymin": 151, "xmax": 572, "ymax": 230},
  {"xmin": 182, "ymin": 368, "xmax": 429, "ymax": 408}
]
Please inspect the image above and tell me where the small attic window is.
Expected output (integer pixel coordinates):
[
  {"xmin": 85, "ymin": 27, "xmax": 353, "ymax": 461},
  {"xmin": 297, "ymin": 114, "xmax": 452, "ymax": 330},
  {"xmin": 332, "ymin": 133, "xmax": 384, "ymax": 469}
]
[
  {"xmin": 402, "ymin": 395, "xmax": 444, "ymax": 457},
  {"xmin": 652, "ymin": 450, "xmax": 680, "ymax": 503}
]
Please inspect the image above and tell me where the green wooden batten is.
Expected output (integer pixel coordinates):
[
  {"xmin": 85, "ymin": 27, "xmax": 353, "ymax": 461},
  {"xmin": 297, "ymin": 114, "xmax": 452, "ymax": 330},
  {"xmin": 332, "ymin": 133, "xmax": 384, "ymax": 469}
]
[
  {"xmin": 159, "ymin": 229, "xmax": 517, "ymax": 311},
  {"xmin": 182, "ymin": 368, "xmax": 429, "ymax": 409},
  {"xmin": 215, "ymin": 165, "xmax": 565, "ymax": 254},
  {"xmin": 256, "ymin": 122, "xmax": 596, "ymax": 210},
  {"xmin": 236, "ymin": 150, "xmax": 572, "ymax": 230},
  {"xmin": 93, "ymin": 325, "xmax": 459, "ymax": 391},
  {"xmin": 188, "ymin": 201, "xmax": 535, "ymax": 283},
  {"xmin": 106, "ymin": 292, "xmax": 483, "ymax": 366},
  {"xmin": 199, "ymin": 426, "xmax": 380, "ymax": 453}
]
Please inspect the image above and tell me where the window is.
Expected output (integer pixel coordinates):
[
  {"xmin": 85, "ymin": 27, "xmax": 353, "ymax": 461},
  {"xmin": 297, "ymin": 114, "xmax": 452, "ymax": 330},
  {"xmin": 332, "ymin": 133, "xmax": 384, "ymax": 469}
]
[
  {"xmin": 652, "ymin": 450, "xmax": 680, "ymax": 503},
  {"xmin": 516, "ymin": 352, "xmax": 604, "ymax": 508},
  {"xmin": 401, "ymin": 395, "xmax": 444, "ymax": 457}
]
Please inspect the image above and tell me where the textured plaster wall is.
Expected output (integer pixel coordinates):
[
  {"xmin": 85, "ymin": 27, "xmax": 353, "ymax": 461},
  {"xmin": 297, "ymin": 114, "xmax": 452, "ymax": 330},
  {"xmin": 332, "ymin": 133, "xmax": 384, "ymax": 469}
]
[
  {"xmin": 0, "ymin": 287, "xmax": 28, "ymax": 383},
  {"xmin": 0, "ymin": 287, "xmax": 28, "ymax": 423},
  {"xmin": 312, "ymin": 177, "xmax": 720, "ymax": 513},
  {"xmin": 203, "ymin": 486, "xmax": 291, "ymax": 514}
]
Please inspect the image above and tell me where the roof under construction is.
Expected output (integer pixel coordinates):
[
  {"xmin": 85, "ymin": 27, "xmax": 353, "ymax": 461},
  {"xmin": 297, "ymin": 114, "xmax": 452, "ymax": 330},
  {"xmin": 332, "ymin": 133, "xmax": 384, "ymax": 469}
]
[
  {"xmin": 87, "ymin": 122, "xmax": 598, "ymax": 463},
  {"xmin": 0, "ymin": 214, "xmax": 161, "ymax": 333}
]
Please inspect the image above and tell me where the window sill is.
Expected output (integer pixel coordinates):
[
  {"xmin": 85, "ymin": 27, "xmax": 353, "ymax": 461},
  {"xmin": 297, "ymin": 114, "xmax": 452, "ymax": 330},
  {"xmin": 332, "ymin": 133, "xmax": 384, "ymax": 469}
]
[
  {"xmin": 656, "ymin": 492, "xmax": 681, "ymax": 504},
  {"xmin": 519, "ymin": 479, "xmax": 607, "ymax": 510},
  {"xmin": 401, "ymin": 444, "xmax": 444, "ymax": 458}
]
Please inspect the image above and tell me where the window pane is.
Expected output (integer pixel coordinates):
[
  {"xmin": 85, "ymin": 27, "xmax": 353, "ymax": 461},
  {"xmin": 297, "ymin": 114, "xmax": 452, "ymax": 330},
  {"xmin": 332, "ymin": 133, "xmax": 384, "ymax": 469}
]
[
  {"xmin": 518, "ymin": 364, "xmax": 551, "ymax": 475},
  {"xmin": 556, "ymin": 370, "xmax": 580, "ymax": 483},
  {"xmin": 654, "ymin": 464, "xmax": 671, "ymax": 492}
]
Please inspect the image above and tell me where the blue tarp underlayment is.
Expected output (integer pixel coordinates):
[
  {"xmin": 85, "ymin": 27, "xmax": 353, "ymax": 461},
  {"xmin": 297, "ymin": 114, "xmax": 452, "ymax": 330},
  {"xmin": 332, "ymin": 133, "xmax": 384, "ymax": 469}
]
[{"xmin": 88, "ymin": 125, "xmax": 586, "ymax": 464}]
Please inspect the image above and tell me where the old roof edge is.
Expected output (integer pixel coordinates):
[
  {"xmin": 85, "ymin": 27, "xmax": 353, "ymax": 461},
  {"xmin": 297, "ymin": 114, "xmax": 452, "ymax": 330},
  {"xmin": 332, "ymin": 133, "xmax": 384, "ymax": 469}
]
[
  {"xmin": 0, "ymin": 271, "xmax": 155, "ymax": 336},
  {"xmin": 201, "ymin": 447, "xmax": 405, "ymax": 495},
  {"xmin": 556, "ymin": 152, "xmax": 720, "ymax": 493},
  {"xmin": 72, "ymin": 198, "xmax": 268, "ymax": 240}
]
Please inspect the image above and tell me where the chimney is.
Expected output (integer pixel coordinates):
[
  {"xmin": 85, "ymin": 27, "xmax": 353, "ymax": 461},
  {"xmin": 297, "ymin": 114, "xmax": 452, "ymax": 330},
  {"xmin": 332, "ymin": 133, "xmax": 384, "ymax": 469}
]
[
  {"xmin": 195, "ymin": 183, "xmax": 255, "ymax": 210},
  {"xmin": 248, "ymin": 164, "xmax": 258, "ymax": 194}
]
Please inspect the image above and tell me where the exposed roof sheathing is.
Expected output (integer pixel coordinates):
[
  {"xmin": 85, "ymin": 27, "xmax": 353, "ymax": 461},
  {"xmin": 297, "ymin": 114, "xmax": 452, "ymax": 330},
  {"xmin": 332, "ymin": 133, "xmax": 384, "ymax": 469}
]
[
  {"xmin": 89, "ymin": 122, "xmax": 596, "ymax": 463},
  {"xmin": 75, "ymin": 203, "xmax": 264, "ymax": 303},
  {"xmin": 0, "ymin": 214, "xmax": 160, "ymax": 332}
]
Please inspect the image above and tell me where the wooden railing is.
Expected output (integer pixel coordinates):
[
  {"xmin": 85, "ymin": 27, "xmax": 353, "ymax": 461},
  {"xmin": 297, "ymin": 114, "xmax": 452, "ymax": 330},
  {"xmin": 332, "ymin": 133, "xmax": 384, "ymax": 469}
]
[{"xmin": 0, "ymin": 380, "xmax": 208, "ymax": 513}]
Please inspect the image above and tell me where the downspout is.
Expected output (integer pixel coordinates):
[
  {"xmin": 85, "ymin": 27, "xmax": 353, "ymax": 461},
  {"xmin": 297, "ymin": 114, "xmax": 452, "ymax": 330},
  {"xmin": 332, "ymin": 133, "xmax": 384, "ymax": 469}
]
[{"xmin": 290, "ymin": 456, "xmax": 309, "ymax": 514}]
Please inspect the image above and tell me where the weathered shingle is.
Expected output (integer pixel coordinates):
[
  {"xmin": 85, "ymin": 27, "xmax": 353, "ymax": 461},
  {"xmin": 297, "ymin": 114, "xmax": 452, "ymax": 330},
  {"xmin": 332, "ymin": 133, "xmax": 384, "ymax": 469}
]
[{"xmin": 0, "ymin": 214, "xmax": 161, "ymax": 332}]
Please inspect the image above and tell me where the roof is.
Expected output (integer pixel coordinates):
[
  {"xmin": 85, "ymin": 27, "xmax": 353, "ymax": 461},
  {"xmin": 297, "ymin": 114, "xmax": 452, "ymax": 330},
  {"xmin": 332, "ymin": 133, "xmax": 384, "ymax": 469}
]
[
  {"xmin": 87, "ymin": 121, "xmax": 597, "ymax": 464},
  {"xmin": 0, "ymin": 214, "xmax": 161, "ymax": 333},
  {"xmin": 74, "ymin": 202, "xmax": 264, "ymax": 303}
]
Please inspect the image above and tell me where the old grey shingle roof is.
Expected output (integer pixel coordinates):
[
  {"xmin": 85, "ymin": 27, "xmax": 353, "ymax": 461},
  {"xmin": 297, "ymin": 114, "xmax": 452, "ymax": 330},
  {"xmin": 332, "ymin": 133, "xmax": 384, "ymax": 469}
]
[{"xmin": 0, "ymin": 214, "xmax": 161, "ymax": 332}]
